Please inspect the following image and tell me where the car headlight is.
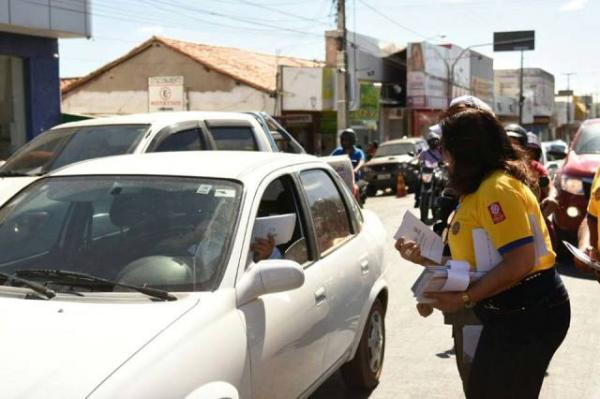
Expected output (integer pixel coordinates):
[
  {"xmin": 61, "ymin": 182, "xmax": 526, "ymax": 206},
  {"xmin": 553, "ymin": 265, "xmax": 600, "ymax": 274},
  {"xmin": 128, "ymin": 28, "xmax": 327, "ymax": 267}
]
[
  {"xmin": 560, "ymin": 175, "xmax": 584, "ymax": 195},
  {"xmin": 422, "ymin": 173, "xmax": 433, "ymax": 183}
]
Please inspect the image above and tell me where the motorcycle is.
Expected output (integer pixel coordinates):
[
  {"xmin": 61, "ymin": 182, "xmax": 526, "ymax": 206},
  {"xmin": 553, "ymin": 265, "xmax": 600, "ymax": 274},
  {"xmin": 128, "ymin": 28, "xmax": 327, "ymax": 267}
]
[{"xmin": 418, "ymin": 162, "xmax": 448, "ymax": 225}]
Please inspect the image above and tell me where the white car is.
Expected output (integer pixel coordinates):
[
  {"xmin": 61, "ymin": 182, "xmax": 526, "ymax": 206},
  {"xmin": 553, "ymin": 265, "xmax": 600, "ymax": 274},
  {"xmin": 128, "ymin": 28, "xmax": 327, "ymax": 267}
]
[
  {"xmin": 0, "ymin": 112, "xmax": 284, "ymax": 206},
  {"xmin": 0, "ymin": 151, "xmax": 388, "ymax": 399}
]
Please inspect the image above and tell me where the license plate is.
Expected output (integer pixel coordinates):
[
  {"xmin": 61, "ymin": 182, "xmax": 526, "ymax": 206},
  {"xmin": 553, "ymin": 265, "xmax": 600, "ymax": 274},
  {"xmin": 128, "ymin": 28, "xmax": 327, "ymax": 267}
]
[{"xmin": 377, "ymin": 174, "xmax": 391, "ymax": 180}]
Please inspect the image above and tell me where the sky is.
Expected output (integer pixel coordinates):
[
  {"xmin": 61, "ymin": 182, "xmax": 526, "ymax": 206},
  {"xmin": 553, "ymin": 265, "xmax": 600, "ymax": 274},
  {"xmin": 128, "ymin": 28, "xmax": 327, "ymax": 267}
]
[{"xmin": 58, "ymin": 0, "xmax": 600, "ymax": 96}]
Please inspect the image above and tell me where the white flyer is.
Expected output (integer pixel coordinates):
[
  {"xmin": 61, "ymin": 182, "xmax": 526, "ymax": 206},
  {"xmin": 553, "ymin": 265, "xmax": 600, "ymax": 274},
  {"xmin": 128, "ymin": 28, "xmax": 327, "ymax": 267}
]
[
  {"xmin": 441, "ymin": 261, "xmax": 471, "ymax": 291},
  {"xmin": 529, "ymin": 214, "xmax": 549, "ymax": 263},
  {"xmin": 394, "ymin": 211, "xmax": 444, "ymax": 264},
  {"xmin": 473, "ymin": 229, "xmax": 502, "ymax": 272},
  {"xmin": 563, "ymin": 241, "xmax": 600, "ymax": 272},
  {"xmin": 252, "ymin": 214, "xmax": 296, "ymax": 246}
]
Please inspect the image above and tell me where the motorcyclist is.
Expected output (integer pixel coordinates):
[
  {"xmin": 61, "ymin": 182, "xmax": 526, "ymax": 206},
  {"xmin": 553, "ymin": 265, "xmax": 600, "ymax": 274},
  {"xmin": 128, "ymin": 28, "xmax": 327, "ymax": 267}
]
[
  {"xmin": 414, "ymin": 128, "xmax": 443, "ymax": 208},
  {"xmin": 331, "ymin": 129, "xmax": 366, "ymax": 180}
]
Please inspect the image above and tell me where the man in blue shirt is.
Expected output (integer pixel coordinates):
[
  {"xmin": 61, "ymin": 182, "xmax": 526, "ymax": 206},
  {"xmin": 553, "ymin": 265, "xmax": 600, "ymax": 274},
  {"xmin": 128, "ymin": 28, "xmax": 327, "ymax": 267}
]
[{"xmin": 331, "ymin": 129, "xmax": 366, "ymax": 180}]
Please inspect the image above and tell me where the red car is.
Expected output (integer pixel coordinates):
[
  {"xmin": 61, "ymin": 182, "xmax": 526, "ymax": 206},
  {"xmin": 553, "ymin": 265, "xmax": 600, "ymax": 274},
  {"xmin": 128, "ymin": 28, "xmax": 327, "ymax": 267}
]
[{"xmin": 554, "ymin": 119, "xmax": 600, "ymax": 242}]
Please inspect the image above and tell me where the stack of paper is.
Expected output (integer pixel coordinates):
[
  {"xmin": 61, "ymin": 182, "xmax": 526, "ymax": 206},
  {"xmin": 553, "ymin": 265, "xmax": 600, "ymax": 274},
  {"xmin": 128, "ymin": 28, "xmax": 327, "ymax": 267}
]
[{"xmin": 411, "ymin": 261, "xmax": 486, "ymax": 304}]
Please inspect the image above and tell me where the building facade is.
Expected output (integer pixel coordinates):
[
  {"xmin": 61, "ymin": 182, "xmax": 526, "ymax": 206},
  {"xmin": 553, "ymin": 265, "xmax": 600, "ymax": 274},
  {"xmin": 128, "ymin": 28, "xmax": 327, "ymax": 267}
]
[{"xmin": 0, "ymin": 0, "xmax": 90, "ymax": 157}]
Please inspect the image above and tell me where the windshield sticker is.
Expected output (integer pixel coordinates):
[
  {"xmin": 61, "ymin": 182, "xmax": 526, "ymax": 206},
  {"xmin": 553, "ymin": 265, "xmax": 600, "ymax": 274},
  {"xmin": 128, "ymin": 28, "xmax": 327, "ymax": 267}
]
[
  {"xmin": 215, "ymin": 189, "xmax": 236, "ymax": 198},
  {"xmin": 196, "ymin": 184, "xmax": 212, "ymax": 195}
]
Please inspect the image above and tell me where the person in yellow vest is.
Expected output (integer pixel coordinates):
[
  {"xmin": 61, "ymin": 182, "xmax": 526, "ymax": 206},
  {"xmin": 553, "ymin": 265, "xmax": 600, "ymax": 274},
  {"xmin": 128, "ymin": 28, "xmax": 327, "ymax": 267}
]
[
  {"xmin": 577, "ymin": 167, "xmax": 600, "ymax": 281},
  {"xmin": 396, "ymin": 104, "xmax": 570, "ymax": 399}
]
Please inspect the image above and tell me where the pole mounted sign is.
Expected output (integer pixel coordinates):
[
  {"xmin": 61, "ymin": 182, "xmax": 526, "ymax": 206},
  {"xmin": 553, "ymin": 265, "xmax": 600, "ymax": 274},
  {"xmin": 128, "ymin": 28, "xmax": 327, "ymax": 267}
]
[
  {"xmin": 493, "ymin": 31, "xmax": 535, "ymax": 124},
  {"xmin": 493, "ymin": 31, "xmax": 535, "ymax": 52},
  {"xmin": 148, "ymin": 76, "xmax": 185, "ymax": 112}
]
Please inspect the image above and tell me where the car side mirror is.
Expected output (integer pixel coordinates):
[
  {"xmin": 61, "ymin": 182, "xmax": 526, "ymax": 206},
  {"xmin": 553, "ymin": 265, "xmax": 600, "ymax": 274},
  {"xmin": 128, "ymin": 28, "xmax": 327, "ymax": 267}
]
[{"xmin": 236, "ymin": 259, "xmax": 305, "ymax": 306}]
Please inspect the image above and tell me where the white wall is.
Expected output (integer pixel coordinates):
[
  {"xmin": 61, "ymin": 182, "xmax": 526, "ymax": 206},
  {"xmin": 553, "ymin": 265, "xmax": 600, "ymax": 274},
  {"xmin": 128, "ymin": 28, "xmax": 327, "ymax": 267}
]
[{"xmin": 62, "ymin": 85, "xmax": 275, "ymax": 116}]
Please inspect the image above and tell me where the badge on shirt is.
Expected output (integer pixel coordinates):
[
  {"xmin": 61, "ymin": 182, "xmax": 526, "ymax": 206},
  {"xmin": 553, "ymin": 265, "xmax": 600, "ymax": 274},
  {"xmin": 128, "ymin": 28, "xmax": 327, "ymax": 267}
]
[
  {"xmin": 488, "ymin": 202, "xmax": 506, "ymax": 224},
  {"xmin": 451, "ymin": 221, "xmax": 461, "ymax": 235}
]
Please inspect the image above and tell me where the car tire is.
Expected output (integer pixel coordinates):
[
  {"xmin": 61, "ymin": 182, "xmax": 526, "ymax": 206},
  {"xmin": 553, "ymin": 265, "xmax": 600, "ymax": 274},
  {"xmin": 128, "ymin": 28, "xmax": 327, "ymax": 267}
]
[
  {"xmin": 341, "ymin": 299, "xmax": 385, "ymax": 392},
  {"xmin": 366, "ymin": 184, "xmax": 377, "ymax": 197}
]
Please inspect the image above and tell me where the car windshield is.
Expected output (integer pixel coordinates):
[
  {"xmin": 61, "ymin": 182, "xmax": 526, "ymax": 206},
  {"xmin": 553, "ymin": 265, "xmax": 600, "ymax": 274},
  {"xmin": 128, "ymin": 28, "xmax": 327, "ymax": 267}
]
[
  {"xmin": 0, "ymin": 176, "xmax": 242, "ymax": 293},
  {"xmin": 0, "ymin": 125, "xmax": 149, "ymax": 176},
  {"xmin": 374, "ymin": 143, "xmax": 415, "ymax": 157},
  {"xmin": 574, "ymin": 125, "xmax": 600, "ymax": 154}
]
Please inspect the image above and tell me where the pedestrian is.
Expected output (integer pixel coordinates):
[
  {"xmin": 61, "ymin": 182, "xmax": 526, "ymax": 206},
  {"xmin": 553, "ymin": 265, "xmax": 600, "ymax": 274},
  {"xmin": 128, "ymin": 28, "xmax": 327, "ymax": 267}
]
[
  {"xmin": 396, "ymin": 103, "xmax": 571, "ymax": 399},
  {"xmin": 366, "ymin": 141, "xmax": 379, "ymax": 161},
  {"xmin": 575, "ymin": 165, "xmax": 600, "ymax": 282}
]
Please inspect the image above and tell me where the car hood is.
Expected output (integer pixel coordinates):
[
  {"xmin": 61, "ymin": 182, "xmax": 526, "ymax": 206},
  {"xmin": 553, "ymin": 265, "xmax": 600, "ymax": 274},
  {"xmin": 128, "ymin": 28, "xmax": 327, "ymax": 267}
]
[
  {"xmin": 367, "ymin": 155, "xmax": 412, "ymax": 166},
  {"xmin": 562, "ymin": 153, "xmax": 600, "ymax": 178},
  {"xmin": 0, "ymin": 293, "xmax": 199, "ymax": 399},
  {"xmin": 0, "ymin": 176, "xmax": 39, "ymax": 205}
]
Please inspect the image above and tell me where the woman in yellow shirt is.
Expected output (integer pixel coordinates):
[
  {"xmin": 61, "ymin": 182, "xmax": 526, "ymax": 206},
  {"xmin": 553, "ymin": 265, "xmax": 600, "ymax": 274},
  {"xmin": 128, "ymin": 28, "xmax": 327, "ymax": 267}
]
[{"xmin": 397, "ymin": 105, "xmax": 570, "ymax": 399}]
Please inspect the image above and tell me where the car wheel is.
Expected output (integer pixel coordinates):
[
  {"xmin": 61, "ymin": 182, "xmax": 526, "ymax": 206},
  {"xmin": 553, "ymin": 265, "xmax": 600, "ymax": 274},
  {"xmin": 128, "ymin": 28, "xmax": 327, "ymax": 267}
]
[{"xmin": 341, "ymin": 299, "xmax": 385, "ymax": 392}]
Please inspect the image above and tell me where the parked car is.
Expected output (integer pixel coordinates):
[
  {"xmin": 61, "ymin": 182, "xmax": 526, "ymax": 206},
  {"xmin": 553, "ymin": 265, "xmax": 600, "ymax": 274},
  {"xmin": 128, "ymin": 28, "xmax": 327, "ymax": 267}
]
[
  {"xmin": 541, "ymin": 140, "xmax": 568, "ymax": 180},
  {"xmin": 0, "ymin": 151, "xmax": 388, "ymax": 399},
  {"xmin": 0, "ymin": 112, "xmax": 294, "ymax": 206},
  {"xmin": 362, "ymin": 137, "xmax": 426, "ymax": 196},
  {"xmin": 553, "ymin": 119, "xmax": 600, "ymax": 242}
]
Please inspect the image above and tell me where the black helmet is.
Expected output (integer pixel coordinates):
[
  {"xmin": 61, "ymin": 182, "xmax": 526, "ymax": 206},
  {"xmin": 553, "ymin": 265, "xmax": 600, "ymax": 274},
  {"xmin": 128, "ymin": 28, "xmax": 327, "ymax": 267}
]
[
  {"xmin": 505, "ymin": 123, "xmax": 528, "ymax": 147},
  {"xmin": 426, "ymin": 130, "xmax": 441, "ymax": 147},
  {"xmin": 340, "ymin": 129, "xmax": 357, "ymax": 145}
]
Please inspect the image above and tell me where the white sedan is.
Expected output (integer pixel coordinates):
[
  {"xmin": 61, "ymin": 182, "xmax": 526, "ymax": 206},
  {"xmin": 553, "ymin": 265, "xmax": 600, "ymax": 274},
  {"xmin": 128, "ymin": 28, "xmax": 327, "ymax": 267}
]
[{"xmin": 0, "ymin": 151, "xmax": 388, "ymax": 399}]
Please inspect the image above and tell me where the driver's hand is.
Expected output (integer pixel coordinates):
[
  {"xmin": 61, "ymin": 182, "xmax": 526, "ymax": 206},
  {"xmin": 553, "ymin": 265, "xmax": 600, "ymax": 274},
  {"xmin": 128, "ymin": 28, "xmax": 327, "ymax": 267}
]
[{"xmin": 251, "ymin": 235, "xmax": 275, "ymax": 262}]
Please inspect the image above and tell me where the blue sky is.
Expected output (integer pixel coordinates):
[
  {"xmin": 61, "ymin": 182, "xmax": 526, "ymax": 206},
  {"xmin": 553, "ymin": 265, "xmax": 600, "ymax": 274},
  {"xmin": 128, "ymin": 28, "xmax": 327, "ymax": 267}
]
[{"xmin": 58, "ymin": 0, "xmax": 600, "ymax": 96}]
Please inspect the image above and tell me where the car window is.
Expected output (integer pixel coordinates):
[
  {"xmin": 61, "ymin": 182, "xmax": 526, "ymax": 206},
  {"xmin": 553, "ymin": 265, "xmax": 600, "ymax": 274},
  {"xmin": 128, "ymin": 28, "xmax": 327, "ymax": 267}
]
[
  {"xmin": 154, "ymin": 128, "xmax": 204, "ymax": 152},
  {"xmin": 375, "ymin": 143, "xmax": 415, "ymax": 157},
  {"xmin": 209, "ymin": 126, "xmax": 258, "ymax": 151},
  {"xmin": 299, "ymin": 169, "xmax": 353, "ymax": 255},
  {"xmin": 0, "ymin": 176, "xmax": 242, "ymax": 292},
  {"xmin": 573, "ymin": 124, "xmax": 600, "ymax": 154},
  {"xmin": 49, "ymin": 125, "xmax": 148, "ymax": 171},
  {"xmin": 251, "ymin": 176, "xmax": 309, "ymax": 265}
]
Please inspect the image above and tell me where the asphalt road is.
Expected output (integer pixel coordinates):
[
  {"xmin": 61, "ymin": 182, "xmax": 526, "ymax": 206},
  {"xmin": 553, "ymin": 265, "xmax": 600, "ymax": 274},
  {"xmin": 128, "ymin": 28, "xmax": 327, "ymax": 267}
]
[{"xmin": 310, "ymin": 193, "xmax": 600, "ymax": 399}]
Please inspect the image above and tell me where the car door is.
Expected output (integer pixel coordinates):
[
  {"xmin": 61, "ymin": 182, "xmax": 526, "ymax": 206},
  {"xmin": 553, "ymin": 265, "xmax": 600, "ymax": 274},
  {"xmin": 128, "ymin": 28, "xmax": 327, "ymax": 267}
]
[
  {"xmin": 238, "ymin": 174, "xmax": 332, "ymax": 399},
  {"xmin": 297, "ymin": 168, "xmax": 374, "ymax": 370}
]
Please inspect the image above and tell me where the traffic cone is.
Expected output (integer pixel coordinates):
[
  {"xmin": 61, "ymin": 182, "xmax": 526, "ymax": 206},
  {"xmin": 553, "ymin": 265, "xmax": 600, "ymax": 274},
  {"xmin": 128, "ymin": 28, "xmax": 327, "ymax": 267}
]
[{"xmin": 396, "ymin": 173, "xmax": 407, "ymax": 198}]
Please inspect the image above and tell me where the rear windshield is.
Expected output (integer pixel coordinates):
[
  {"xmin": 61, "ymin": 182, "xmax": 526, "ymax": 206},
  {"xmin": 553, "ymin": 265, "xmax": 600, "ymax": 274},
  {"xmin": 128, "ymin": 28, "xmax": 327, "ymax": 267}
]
[
  {"xmin": 375, "ymin": 143, "xmax": 415, "ymax": 157},
  {"xmin": 210, "ymin": 126, "xmax": 258, "ymax": 151},
  {"xmin": 574, "ymin": 124, "xmax": 600, "ymax": 154},
  {"xmin": 0, "ymin": 124, "xmax": 148, "ymax": 176}
]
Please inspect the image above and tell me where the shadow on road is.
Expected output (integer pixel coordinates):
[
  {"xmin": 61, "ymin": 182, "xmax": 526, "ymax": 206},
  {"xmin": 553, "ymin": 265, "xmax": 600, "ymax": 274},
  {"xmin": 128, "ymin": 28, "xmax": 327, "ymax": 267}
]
[{"xmin": 309, "ymin": 371, "xmax": 373, "ymax": 399}]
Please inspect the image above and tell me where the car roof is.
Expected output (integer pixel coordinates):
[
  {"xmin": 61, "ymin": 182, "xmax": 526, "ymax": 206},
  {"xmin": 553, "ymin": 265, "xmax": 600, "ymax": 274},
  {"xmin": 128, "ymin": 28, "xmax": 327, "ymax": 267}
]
[
  {"xmin": 53, "ymin": 112, "xmax": 260, "ymax": 130},
  {"xmin": 49, "ymin": 151, "xmax": 321, "ymax": 182},
  {"xmin": 380, "ymin": 138, "xmax": 423, "ymax": 145}
]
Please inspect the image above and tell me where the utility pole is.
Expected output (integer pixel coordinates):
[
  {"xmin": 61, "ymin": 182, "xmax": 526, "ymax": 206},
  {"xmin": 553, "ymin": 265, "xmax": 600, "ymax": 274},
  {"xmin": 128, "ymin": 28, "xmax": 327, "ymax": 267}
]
[
  {"xmin": 336, "ymin": 0, "xmax": 349, "ymax": 134},
  {"xmin": 518, "ymin": 49, "xmax": 525, "ymax": 125},
  {"xmin": 564, "ymin": 72, "xmax": 575, "ymax": 125}
]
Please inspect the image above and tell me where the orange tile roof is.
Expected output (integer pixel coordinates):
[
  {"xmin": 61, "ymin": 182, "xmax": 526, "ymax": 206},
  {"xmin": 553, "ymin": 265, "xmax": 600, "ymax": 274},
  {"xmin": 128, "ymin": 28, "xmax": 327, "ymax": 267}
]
[
  {"xmin": 60, "ymin": 77, "xmax": 80, "ymax": 92},
  {"xmin": 63, "ymin": 36, "xmax": 323, "ymax": 95}
]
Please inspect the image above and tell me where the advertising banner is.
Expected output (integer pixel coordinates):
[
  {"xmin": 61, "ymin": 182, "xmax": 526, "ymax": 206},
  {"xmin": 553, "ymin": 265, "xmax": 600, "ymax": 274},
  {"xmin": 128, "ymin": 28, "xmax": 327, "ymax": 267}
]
[
  {"xmin": 282, "ymin": 67, "xmax": 336, "ymax": 111},
  {"xmin": 148, "ymin": 76, "xmax": 184, "ymax": 112}
]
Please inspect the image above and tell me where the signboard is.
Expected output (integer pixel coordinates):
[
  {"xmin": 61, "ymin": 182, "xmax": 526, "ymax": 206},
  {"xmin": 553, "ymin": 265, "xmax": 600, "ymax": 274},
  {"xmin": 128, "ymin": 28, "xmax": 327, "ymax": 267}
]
[
  {"xmin": 148, "ymin": 76, "xmax": 185, "ymax": 112},
  {"xmin": 494, "ymin": 69, "xmax": 554, "ymax": 117},
  {"xmin": 493, "ymin": 31, "xmax": 535, "ymax": 52},
  {"xmin": 282, "ymin": 67, "xmax": 335, "ymax": 111}
]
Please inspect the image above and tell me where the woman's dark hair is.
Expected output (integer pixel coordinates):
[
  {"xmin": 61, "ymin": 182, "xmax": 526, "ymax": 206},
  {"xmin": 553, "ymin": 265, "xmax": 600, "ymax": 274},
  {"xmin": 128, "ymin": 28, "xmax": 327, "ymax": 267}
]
[{"xmin": 440, "ymin": 105, "xmax": 535, "ymax": 195}]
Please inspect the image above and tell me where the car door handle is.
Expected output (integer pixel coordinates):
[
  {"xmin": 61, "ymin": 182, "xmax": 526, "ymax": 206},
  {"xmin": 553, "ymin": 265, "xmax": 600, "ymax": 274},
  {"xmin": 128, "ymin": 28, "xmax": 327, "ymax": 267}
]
[
  {"xmin": 314, "ymin": 287, "xmax": 327, "ymax": 305},
  {"xmin": 360, "ymin": 257, "xmax": 370, "ymax": 275}
]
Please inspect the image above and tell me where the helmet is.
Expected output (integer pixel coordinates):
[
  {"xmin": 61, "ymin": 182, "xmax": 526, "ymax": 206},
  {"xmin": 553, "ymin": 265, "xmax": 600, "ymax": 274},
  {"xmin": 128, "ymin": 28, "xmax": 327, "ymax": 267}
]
[
  {"xmin": 526, "ymin": 132, "xmax": 541, "ymax": 149},
  {"xmin": 340, "ymin": 129, "xmax": 357, "ymax": 145},
  {"xmin": 450, "ymin": 95, "xmax": 495, "ymax": 115},
  {"xmin": 505, "ymin": 123, "xmax": 528, "ymax": 147},
  {"xmin": 426, "ymin": 130, "xmax": 441, "ymax": 147}
]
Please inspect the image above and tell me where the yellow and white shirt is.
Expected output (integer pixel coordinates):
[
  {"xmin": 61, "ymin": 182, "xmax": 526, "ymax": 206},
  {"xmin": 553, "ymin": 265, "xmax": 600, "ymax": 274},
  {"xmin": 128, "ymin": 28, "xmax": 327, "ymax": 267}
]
[{"xmin": 448, "ymin": 170, "xmax": 555, "ymax": 274}]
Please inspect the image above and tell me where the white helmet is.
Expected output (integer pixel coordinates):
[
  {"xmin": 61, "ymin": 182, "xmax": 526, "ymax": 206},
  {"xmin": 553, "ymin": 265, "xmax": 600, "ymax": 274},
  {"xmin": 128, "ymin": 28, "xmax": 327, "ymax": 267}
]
[{"xmin": 527, "ymin": 132, "xmax": 541, "ymax": 149}]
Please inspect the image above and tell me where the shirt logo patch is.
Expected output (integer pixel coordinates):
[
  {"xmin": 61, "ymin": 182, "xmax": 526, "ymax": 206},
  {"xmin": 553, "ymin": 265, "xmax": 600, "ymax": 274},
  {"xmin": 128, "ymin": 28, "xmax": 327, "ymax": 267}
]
[
  {"xmin": 451, "ymin": 221, "xmax": 461, "ymax": 235},
  {"xmin": 488, "ymin": 202, "xmax": 506, "ymax": 224}
]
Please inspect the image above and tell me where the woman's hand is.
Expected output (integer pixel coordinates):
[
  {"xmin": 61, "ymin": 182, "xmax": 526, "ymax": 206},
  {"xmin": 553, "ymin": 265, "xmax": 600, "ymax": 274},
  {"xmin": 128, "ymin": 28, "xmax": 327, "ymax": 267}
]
[
  {"xmin": 416, "ymin": 303, "xmax": 434, "ymax": 318},
  {"xmin": 251, "ymin": 235, "xmax": 275, "ymax": 262},
  {"xmin": 540, "ymin": 197, "xmax": 560, "ymax": 218},
  {"xmin": 395, "ymin": 237, "xmax": 428, "ymax": 266},
  {"xmin": 425, "ymin": 292, "xmax": 464, "ymax": 313}
]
